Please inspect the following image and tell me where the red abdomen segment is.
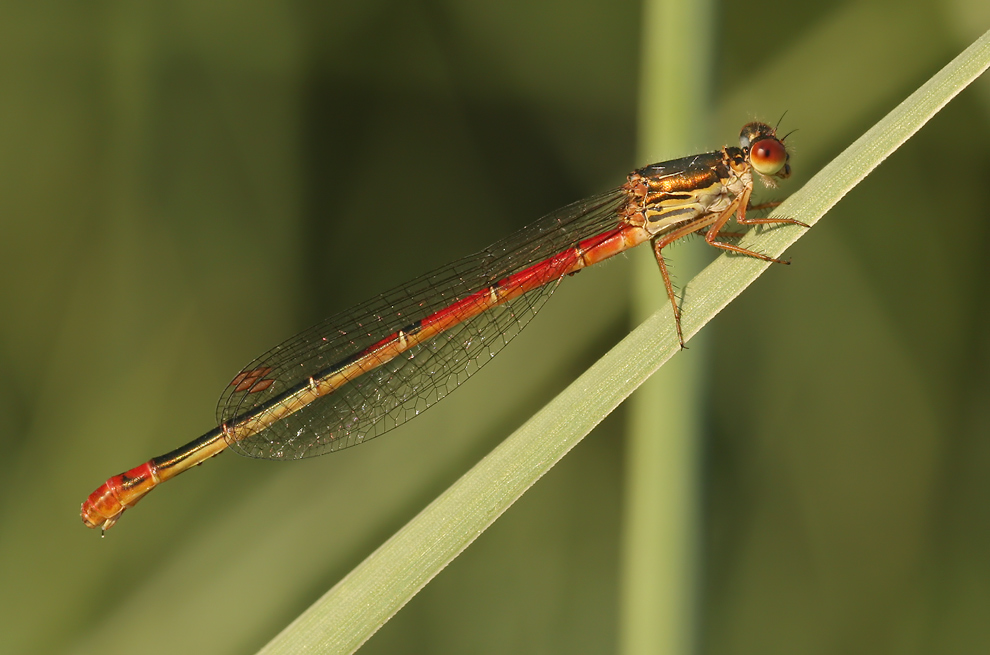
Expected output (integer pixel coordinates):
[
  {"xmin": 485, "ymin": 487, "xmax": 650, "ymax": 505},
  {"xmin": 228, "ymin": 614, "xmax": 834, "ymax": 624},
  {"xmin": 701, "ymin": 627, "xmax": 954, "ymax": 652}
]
[
  {"xmin": 81, "ymin": 426, "xmax": 229, "ymax": 532},
  {"xmin": 81, "ymin": 461, "xmax": 161, "ymax": 532}
]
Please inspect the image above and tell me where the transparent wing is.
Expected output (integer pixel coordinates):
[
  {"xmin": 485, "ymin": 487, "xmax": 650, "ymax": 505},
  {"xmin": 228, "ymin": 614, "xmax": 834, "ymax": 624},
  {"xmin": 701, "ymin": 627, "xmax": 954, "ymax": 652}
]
[{"xmin": 217, "ymin": 188, "xmax": 630, "ymax": 460}]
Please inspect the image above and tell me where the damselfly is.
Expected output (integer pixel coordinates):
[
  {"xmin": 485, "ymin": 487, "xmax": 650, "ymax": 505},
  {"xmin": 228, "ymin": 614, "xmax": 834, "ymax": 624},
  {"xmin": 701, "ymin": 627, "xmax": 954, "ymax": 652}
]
[{"xmin": 82, "ymin": 121, "xmax": 806, "ymax": 532}]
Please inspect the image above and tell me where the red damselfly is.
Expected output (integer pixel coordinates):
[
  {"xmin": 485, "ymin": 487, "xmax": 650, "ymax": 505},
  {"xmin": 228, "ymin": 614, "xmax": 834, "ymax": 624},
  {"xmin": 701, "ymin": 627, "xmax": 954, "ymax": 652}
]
[{"xmin": 82, "ymin": 121, "xmax": 806, "ymax": 532}]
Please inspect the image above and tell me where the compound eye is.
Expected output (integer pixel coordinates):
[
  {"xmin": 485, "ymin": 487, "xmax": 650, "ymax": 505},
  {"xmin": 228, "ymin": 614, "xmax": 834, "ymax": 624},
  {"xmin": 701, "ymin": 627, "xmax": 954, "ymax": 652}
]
[{"xmin": 749, "ymin": 138, "xmax": 788, "ymax": 176}]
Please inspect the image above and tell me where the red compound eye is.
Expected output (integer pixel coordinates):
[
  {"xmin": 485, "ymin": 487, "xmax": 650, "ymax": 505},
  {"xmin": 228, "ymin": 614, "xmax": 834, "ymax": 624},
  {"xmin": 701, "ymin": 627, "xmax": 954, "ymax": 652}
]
[{"xmin": 749, "ymin": 138, "xmax": 788, "ymax": 176}]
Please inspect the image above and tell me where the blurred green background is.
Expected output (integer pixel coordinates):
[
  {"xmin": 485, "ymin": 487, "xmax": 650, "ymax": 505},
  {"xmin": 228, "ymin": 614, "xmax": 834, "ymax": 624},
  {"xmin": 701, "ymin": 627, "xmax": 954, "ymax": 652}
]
[{"xmin": 2, "ymin": 1, "xmax": 989, "ymax": 653}]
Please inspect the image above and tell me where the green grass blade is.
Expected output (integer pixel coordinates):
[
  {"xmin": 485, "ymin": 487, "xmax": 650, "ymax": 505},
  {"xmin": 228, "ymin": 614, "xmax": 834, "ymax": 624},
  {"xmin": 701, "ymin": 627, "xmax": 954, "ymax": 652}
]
[
  {"xmin": 257, "ymin": 28, "xmax": 990, "ymax": 655},
  {"xmin": 620, "ymin": 0, "xmax": 713, "ymax": 653}
]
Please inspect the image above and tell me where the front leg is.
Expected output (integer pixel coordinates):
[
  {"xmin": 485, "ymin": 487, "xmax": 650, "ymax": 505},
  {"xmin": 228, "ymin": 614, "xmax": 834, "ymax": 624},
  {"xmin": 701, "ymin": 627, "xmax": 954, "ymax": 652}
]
[
  {"xmin": 738, "ymin": 190, "xmax": 808, "ymax": 228},
  {"xmin": 703, "ymin": 186, "xmax": 802, "ymax": 263}
]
